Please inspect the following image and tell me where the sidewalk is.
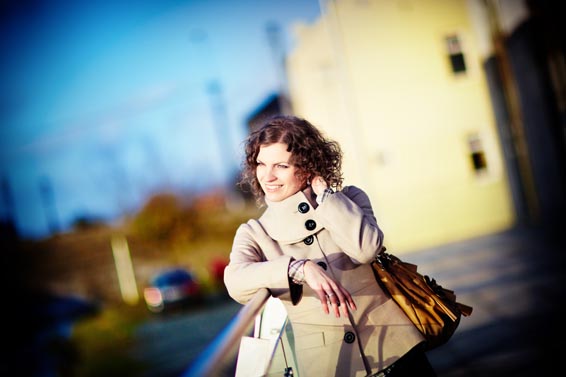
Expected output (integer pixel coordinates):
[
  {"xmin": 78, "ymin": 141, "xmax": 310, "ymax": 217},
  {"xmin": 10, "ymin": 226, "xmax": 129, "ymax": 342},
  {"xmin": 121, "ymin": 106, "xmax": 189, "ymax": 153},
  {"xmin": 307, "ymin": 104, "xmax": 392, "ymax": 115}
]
[
  {"xmin": 403, "ymin": 226, "xmax": 565, "ymax": 377},
  {"xmin": 170, "ymin": 225, "xmax": 564, "ymax": 377}
]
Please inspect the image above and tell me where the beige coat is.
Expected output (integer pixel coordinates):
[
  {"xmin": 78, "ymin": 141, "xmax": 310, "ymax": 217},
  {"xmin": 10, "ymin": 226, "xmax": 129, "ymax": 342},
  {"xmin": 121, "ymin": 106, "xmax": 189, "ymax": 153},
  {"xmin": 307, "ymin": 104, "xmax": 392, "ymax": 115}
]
[{"xmin": 224, "ymin": 186, "xmax": 424, "ymax": 376}]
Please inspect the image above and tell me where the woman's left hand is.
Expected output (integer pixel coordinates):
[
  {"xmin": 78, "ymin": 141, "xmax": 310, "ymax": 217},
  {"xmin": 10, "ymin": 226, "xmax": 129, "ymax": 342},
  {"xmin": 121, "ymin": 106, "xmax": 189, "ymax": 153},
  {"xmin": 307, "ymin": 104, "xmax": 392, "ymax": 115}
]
[{"xmin": 303, "ymin": 260, "xmax": 357, "ymax": 317}]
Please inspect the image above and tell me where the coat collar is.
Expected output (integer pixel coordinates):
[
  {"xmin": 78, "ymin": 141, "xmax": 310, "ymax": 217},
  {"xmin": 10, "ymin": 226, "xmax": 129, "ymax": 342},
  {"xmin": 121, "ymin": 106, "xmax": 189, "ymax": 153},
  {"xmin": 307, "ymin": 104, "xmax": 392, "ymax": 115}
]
[{"xmin": 259, "ymin": 187, "xmax": 323, "ymax": 244}]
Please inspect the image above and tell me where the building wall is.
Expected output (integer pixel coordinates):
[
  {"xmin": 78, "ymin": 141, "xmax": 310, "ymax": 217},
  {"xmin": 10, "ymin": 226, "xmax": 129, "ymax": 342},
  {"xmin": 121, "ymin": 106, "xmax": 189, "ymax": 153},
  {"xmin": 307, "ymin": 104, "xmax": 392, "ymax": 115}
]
[{"xmin": 287, "ymin": 0, "xmax": 515, "ymax": 252}]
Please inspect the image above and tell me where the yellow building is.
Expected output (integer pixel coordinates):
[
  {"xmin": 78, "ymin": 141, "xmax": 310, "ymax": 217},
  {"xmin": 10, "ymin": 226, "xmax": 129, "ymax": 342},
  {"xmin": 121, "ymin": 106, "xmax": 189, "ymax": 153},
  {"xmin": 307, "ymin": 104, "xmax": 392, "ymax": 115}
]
[{"xmin": 286, "ymin": 0, "xmax": 518, "ymax": 252}]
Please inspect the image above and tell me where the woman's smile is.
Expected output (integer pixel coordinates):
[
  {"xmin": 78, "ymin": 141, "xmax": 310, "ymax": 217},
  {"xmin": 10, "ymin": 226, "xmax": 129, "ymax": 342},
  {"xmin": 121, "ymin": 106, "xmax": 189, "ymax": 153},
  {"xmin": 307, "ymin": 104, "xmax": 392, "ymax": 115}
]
[{"xmin": 264, "ymin": 184, "xmax": 283, "ymax": 191}]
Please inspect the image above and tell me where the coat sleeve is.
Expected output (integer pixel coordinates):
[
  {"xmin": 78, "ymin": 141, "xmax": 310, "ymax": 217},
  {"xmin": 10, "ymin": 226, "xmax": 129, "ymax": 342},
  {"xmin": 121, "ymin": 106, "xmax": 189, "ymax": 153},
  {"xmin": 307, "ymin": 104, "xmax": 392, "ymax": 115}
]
[
  {"xmin": 223, "ymin": 222, "xmax": 298, "ymax": 304},
  {"xmin": 315, "ymin": 185, "xmax": 384, "ymax": 264}
]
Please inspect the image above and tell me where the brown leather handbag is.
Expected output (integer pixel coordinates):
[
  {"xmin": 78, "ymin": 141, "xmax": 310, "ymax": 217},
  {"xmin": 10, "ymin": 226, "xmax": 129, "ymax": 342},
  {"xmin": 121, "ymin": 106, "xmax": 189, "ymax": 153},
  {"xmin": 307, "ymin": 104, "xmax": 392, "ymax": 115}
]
[{"xmin": 371, "ymin": 247, "xmax": 473, "ymax": 350}]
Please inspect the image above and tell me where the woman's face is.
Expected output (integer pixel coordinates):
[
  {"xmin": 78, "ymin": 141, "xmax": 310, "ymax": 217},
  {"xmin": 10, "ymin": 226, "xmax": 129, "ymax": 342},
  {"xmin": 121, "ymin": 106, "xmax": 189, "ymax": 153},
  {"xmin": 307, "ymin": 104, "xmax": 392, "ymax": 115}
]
[{"xmin": 256, "ymin": 142, "xmax": 306, "ymax": 202}]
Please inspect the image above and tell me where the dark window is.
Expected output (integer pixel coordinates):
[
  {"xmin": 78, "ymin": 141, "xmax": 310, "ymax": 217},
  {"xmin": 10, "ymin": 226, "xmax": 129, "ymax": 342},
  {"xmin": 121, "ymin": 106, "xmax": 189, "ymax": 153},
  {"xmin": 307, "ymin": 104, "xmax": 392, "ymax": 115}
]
[
  {"xmin": 468, "ymin": 135, "xmax": 488, "ymax": 173},
  {"xmin": 446, "ymin": 35, "xmax": 467, "ymax": 74},
  {"xmin": 450, "ymin": 53, "xmax": 467, "ymax": 73},
  {"xmin": 471, "ymin": 151, "xmax": 487, "ymax": 170}
]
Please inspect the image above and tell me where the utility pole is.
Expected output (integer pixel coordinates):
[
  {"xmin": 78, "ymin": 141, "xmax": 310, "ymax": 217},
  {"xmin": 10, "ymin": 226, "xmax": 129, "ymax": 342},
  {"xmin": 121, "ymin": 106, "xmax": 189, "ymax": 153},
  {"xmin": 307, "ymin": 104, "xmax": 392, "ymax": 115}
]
[
  {"xmin": 206, "ymin": 80, "xmax": 244, "ymax": 211},
  {"xmin": 207, "ymin": 80, "xmax": 236, "ymax": 183},
  {"xmin": 190, "ymin": 29, "xmax": 244, "ymax": 210},
  {"xmin": 1, "ymin": 176, "xmax": 18, "ymax": 239},
  {"xmin": 39, "ymin": 176, "xmax": 60, "ymax": 235},
  {"xmin": 265, "ymin": 21, "xmax": 292, "ymax": 115}
]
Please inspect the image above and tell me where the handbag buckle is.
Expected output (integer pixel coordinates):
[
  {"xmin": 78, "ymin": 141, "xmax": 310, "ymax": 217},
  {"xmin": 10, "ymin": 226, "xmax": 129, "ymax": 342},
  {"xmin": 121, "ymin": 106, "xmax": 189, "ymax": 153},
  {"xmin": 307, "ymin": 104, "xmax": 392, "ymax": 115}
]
[{"xmin": 374, "ymin": 246, "xmax": 393, "ymax": 270}]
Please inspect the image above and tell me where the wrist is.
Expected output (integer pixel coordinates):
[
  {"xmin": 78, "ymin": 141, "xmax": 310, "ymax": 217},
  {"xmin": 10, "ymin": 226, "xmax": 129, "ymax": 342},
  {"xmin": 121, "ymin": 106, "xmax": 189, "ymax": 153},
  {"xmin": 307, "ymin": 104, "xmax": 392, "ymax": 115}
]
[{"xmin": 289, "ymin": 258, "xmax": 309, "ymax": 285}]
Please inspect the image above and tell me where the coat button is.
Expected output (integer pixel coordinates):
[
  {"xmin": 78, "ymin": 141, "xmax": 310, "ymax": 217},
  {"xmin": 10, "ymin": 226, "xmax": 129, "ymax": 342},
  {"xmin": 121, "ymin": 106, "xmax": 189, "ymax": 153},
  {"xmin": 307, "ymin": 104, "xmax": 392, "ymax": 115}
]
[
  {"xmin": 298, "ymin": 202, "xmax": 310, "ymax": 213},
  {"xmin": 305, "ymin": 219, "xmax": 316, "ymax": 231},
  {"xmin": 303, "ymin": 235, "xmax": 314, "ymax": 245},
  {"xmin": 344, "ymin": 331, "xmax": 356, "ymax": 344},
  {"xmin": 317, "ymin": 261, "xmax": 327, "ymax": 270}
]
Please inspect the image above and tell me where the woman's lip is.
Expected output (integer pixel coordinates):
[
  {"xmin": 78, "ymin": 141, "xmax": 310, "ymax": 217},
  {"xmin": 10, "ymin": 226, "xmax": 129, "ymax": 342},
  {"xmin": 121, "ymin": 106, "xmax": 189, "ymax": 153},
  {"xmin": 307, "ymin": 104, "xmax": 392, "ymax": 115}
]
[{"xmin": 264, "ymin": 184, "xmax": 282, "ymax": 191}]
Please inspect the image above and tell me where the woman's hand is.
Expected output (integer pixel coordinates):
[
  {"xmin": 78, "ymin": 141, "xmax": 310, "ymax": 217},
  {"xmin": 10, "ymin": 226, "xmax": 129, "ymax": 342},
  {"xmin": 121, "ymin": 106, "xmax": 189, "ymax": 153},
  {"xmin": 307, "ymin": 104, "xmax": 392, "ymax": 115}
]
[
  {"xmin": 303, "ymin": 260, "xmax": 357, "ymax": 317},
  {"xmin": 311, "ymin": 175, "xmax": 328, "ymax": 197}
]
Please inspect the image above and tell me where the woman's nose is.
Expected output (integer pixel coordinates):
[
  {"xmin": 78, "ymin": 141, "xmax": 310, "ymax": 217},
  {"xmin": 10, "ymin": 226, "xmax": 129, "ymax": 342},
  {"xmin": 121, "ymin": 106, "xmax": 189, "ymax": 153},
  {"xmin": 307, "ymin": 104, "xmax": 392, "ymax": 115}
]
[{"xmin": 264, "ymin": 167, "xmax": 276, "ymax": 180}]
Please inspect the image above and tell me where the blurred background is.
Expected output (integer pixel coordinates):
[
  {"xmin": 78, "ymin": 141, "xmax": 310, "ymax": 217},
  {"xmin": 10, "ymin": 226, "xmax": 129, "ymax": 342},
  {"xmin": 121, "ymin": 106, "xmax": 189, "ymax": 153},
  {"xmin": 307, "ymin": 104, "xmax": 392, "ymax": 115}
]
[{"xmin": 1, "ymin": 0, "xmax": 564, "ymax": 376}]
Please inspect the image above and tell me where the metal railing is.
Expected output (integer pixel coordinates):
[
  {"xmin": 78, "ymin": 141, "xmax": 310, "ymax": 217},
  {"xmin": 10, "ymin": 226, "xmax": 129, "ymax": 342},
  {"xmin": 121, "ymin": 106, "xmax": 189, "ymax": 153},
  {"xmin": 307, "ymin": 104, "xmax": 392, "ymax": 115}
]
[{"xmin": 182, "ymin": 288, "xmax": 271, "ymax": 377}]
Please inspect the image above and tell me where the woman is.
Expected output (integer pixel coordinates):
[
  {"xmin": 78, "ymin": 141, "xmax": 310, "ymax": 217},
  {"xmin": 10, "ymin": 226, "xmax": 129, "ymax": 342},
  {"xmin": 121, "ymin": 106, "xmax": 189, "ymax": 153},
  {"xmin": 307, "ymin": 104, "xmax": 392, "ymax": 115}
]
[{"xmin": 224, "ymin": 115, "xmax": 436, "ymax": 376}]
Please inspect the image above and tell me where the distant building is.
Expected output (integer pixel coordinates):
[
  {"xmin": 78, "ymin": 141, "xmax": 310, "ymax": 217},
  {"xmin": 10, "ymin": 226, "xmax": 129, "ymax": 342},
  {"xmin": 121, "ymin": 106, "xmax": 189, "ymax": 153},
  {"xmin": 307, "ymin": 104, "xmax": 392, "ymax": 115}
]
[
  {"xmin": 284, "ymin": 0, "xmax": 564, "ymax": 252},
  {"xmin": 246, "ymin": 93, "xmax": 292, "ymax": 133}
]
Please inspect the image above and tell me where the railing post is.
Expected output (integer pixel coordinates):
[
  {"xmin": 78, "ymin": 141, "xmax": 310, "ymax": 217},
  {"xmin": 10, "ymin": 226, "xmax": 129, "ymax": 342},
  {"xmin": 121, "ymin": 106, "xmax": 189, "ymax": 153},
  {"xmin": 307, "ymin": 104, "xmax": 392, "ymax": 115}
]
[{"xmin": 182, "ymin": 288, "xmax": 271, "ymax": 377}]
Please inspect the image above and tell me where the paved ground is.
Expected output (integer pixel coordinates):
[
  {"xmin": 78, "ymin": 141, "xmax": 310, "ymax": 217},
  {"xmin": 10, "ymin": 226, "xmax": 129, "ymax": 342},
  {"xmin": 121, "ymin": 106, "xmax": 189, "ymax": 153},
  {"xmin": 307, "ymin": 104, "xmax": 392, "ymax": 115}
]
[
  {"xmin": 408, "ymin": 225, "xmax": 565, "ymax": 377},
  {"xmin": 143, "ymin": 224, "xmax": 565, "ymax": 377}
]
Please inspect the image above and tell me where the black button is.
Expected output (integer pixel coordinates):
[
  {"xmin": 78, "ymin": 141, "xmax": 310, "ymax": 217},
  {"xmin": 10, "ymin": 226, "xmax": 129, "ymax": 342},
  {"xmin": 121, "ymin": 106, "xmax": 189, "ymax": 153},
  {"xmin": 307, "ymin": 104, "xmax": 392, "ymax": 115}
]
[
  {"xmin": 344, "ymin": 331, "xmax": 356, "ymax": 344},
  {"xmin": 303, "ymin": 236, "xmax": 314, "ymax": 245},
  {"xmin": 317, "ymin": 261, "xmax": 327, "ymax": 270},
  {"xmin": 298, "ymin": 202, "xmax": 310, "ymax": 213},
  {"xmin": 305, "ymin": 219, "xmax": 316, "ymax": 231}
]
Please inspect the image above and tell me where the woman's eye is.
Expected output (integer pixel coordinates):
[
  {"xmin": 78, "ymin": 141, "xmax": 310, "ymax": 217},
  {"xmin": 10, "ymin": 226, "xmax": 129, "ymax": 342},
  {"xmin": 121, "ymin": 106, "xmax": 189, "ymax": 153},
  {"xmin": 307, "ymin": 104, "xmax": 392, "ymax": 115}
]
[{"xmin": 277, "ymin": 164, "xmax": 289, "ymax": 169}]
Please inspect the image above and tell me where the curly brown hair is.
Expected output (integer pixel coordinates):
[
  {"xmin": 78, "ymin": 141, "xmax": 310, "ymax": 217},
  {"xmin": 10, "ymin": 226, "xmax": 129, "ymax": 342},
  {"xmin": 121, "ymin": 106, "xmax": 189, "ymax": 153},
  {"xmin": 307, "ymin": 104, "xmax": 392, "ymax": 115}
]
[{"xmin": 239, "ymin": 115, "xmax": 343, "ymax": 202}]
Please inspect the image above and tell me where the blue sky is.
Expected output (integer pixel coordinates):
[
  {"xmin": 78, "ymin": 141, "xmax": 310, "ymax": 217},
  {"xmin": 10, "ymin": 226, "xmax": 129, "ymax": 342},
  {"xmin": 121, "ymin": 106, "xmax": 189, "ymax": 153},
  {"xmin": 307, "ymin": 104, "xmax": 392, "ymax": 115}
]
[{"xmin": 0, "ymin": 0, "xmax": 321, "ymax": 239}]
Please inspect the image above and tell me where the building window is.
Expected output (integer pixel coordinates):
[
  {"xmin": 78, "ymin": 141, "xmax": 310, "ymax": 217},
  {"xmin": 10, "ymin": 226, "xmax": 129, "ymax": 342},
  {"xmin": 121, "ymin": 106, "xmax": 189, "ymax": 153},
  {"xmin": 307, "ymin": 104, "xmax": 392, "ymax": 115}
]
[
  {"xmin": 468, "ymin": 134, "xmax": 487, "ymax": 174},
  {"xmin": 446, "ymin": 34, "xmax": 466, "ymax": 74}
]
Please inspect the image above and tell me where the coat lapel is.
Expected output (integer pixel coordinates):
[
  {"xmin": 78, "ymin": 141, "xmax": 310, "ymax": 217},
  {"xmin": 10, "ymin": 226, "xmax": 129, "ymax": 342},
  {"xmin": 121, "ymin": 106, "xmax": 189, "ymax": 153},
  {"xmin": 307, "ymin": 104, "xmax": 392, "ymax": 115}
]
[{"xmin": 259, "ymin": 188, "xmax": 324, "ymax": 245}]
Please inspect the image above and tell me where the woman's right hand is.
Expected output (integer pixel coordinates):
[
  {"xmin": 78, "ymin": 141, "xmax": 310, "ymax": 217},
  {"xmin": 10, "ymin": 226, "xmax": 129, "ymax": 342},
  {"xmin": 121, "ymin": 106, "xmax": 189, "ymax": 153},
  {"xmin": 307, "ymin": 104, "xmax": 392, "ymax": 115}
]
[
  {"xmin": 303, "ymin": 260, "xmax": 357, "ymax": 317},
  {"xmin": 310, "ymin": 175, "xmax": 328, "ymax": 197}
]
